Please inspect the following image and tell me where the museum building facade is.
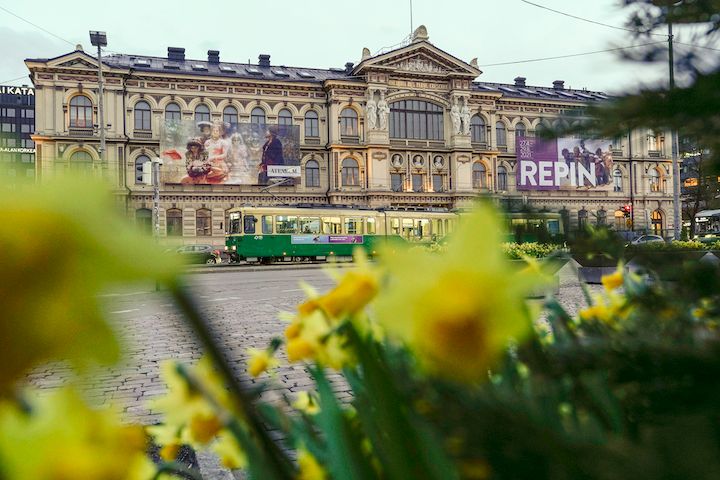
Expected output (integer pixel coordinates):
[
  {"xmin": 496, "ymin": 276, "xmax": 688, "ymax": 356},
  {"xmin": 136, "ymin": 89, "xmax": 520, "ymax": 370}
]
[{"xmin": 25, "ymin": 26, "xmax": 676, "ymax": 245}]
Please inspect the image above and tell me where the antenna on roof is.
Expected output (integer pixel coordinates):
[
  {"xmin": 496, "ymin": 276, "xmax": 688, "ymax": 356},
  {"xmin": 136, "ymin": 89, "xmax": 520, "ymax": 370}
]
[{"xmin": 410, "ymin": 0, "xmax": 414, "ymax": 36}]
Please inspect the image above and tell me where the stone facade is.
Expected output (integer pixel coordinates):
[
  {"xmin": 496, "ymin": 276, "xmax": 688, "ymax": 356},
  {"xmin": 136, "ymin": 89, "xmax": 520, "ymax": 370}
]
[{"xmin": 26, "ymin": 27, "xmax": 676, "ymax": 245}]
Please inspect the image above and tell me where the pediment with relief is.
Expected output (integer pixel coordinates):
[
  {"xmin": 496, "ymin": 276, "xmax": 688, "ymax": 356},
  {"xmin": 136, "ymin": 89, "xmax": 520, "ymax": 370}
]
[{"xmin": 353, "ymin": 39, "xmax": 481, "ymax": 78}]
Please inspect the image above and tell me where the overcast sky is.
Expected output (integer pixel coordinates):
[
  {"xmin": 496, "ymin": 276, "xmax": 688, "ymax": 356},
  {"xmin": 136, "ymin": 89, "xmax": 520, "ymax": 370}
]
[{"xmin": 0, "ymin": 0, "xmax": 712, "ymax": 94}]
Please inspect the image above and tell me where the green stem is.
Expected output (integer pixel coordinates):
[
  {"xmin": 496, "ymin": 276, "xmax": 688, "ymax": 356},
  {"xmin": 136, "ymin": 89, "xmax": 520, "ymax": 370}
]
[
  {"xmin": 153, "ymin": 461, "xmax": 203, "ymax": 480},
  {"xmin": 167, "ymin": 280, "xmax": 293, "ymax": 479}
]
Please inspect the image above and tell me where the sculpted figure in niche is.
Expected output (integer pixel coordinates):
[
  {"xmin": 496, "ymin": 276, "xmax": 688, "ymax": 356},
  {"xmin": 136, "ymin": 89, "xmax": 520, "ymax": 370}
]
[
  {"xmin": 461, "ymin": 97, "xmax": 471, "ymax": 135},
  {"xmin": 450, "ymin": 97, "xmax": 462, "ymax": 135},
  {"xmin": 377, "ymin": 91, "xmax": 390, "ymax": 130},
  {"xmin": 366, "ymin": 89, "xmax": 377, "ymax": 130}
]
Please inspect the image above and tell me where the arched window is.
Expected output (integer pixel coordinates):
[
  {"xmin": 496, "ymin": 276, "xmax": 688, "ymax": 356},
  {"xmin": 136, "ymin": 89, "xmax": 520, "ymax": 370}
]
[
  {"xmin": 389, "ymin": 100, "xmax": 444, "ymax": 140},
  {"xmin": 613, "ymin": 169, "xmax": 623, "ymax": 192},
  {"xmin": 196, "ymin": 209, "xmax": 212, "ymax": 237},
  {"xmin": 134, "ymin": 154, "xmax": 150, "ymax": 184},
  {"xmin": 578, "ymin": 209, "xmax": 589, "ymax": 230},
  {"xmin": 651, "ymin": 210, "xmax": 664, "ymax": 235},
  {"xmin": 496, "ymin": 122, "xmax": 507, "ymax": 147},
  {"xmin": 69, "ymin": 150, "xmax": 93, "ymax": 176},
  {"xmin": 166, "ymin": 209, "xmax": 182, "ymax": 237},
  {"xmin": 278, "ymin": 109, "xmax": 293, "ymax": 126},
  {"xmin": 341, "ymin": 158, "xmax": 359, "ymax": 186},
  {"xmin": 471, "ymin": 115, "xmax": 486, "ymax": 143},
  {"xmin": 497, "ymin": 165, "xmax": 507, "ymax": 191},
  {"xmin": 472, "ymin": 162, "xmax": 487, "ymax": 189},
  {"xmin": 134, "ymin": 101, "xmax": 151, "ymax": 131},
  {"xmin": 194, "ymin": 104, "xmax": 210, "ymax": 122},
  {"xmin": 69, "ymin": 95, "xmax": 92, "ymax": 128},
  {"xmin": 223, "ymin": 106, "xmax": 238, "ymax": 128},
  {"xmin": 165, "ymin": 102, "xmax": 181, "ymax": 123},
  {"xmin": 251, "ymin": 107, "xmax": 266, "ymax": 126},
  {"xmin": 597, "ymin": 209, "xmax": 607, "ymax": 226},
  {"xmin": 649, "ymin": 167, "xmax": 663, "ymax": 192},
  {"xmin": 340, "ymin": 108, "xmax": 358, "ymax": 137},
  {"xmin": 304, "ymin": 110, "xmax": 319, "ymax": 138},
  {"xmin": 136, "ymin": 208, "xmax": 152, "ymax": 234},
  {"xmin": 305, "ymin": 159, "xmax": 320, "ymax": 187},
  {"xmin": 515, "ymin": 123, "xmax": 526, "ymax": 139}
]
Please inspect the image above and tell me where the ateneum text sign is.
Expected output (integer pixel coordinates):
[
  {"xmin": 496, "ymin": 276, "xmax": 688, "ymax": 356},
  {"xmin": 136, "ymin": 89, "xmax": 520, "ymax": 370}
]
[{"xmin": 516, "ymin": 137, "xmax": 615, "ymax": 191}]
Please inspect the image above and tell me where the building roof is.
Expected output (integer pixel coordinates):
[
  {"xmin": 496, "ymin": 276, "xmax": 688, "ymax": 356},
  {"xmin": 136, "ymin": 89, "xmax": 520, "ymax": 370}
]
[
  {"xmin": 27, "ymin": 48, "xmax": 611, "ymax": 102},
  {"xmin": 105, "ymin": 53, "xmax": 355, "ymax": 84}
]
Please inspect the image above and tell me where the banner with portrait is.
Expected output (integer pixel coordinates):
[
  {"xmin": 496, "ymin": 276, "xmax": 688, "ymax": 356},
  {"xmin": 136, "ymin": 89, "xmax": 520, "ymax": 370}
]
[
  {"xmin": 515, "ymin": 136, "xmax": 615, "ymax": 191},
  {"xmin": 159, "ymin": 119, "xmax": 300, "ymax": 185}
]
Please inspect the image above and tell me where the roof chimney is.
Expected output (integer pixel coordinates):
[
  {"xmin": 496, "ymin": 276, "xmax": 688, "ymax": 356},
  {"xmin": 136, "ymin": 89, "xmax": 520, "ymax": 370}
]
[
  {"xmin": 514, "ymin": 76, "xmax": 526, "ymax": 87},
  {"xmin": 345, "ymin": 62, "xmax": 354, "ymax": 73},
  {"xmin": 207, "ymin": 50, "xmax": 220, "ymax": 64},
  {"xmin": 167, "ymin": 47, "xmax": 185, "ymax": 62},
  {"xmin": 553, "ymin": 80, "xmax": 565, "ymax": 90},
  {"xmin": 258, "ymin": 54, "xmax": 271, "ymax": 68}
]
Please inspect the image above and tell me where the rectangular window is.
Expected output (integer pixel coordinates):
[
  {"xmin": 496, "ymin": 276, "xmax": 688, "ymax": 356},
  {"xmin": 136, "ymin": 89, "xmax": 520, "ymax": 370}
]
[
  {"xmin": 262, "ymin": 215, "xmax": 273, "ymax": 234},
  {"xmin": 21, "ymin": 124, "xmax": 31, "ymax": 133},
  {"xmin": 412, "ymin": 174, "xmax": 424, "ymax": 192},
  {"xmin": 305, "ymin": 117, "xmax": 319, "ymax": 137},
  {"xmin": 391, "ymin": 218, "xmax": 400, "ymax": 235},
  {"xmin": 402, "ymin": 219, "xmax": 414, "ymax": 239},
  {"xmin": 228, "ymin": 212, "xmax": 241, "ymax": 234},
  {"xmin": 345, "ymin": 218, "xmax": 363, "ymax": 235},
  {"xmin": 243, "ymin": 215, "xmax": 256, "ymax": 234},
  {"xmin": 417, "ymin": 219, "xmax": 430, "ymax": 239},
  {"xmin": 275, "ymin": 216, "xmax": 298, "ymax": 234},
  {"xmin": 322, "ymin": 217, "xmax": 342, "ymax": 234},
  {"xmin": 299, "ymin": 217, "xmax": 321, "ymax": 234},
  {"xmin": 3, "ymin": 108, "xmax": 15, "ymax": 117},
  {"xmin": 22, "ymin": 109, "xmax": 34, "ymax": 119},
  {"xmin": 366, "ymin": 217, "xmax": 376, "ymax": 235},
  {"xmin": 1, "ymin": 123, "xmax": 14, "ymax": 132},
  {"xmin": 432, "ymin": 174, "xmax": 444, "ymax": 192},
  {"xmin": 432, "ymin": 219, "xmax": 444, "ymax": 237},
  {"xmin": 21, "ymin": 139, "xmax": 34, "ymax": 148},
  {"xmin": 20, "ymin": 154, "xmax": 33, "ymax": 163},
  {"xmin": 391, "ymin": 173, "xmax": 403, "ymax": 192},
  {"xmin": 5, "ymin": 138, "xmax": 16, "ymax": 147}
]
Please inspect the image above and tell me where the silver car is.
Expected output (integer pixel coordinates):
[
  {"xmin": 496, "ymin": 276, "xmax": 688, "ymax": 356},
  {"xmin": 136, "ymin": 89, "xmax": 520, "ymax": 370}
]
[{"xmin": 630, "ymin": 234, "xmax": 665, "ymax": 245}]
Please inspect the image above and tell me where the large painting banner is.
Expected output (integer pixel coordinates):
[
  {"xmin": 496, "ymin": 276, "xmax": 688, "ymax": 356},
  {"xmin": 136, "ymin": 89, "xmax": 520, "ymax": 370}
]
[
  {"xmin": 160, "ymin": 120, "xmax": 300, "ymax": 185},
  {"xmin": 516, "ymin": 136, "xmax": 614, "ymax": 191}
]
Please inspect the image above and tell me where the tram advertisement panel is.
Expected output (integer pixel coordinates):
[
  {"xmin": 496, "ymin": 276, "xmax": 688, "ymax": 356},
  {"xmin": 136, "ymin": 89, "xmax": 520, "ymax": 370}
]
[
  {"xmin": 159, "ymin": 119, "xmax": 300, "ymax": 185},
  {"xmin": 291, "ymin": 235, "xmax": 364, "ymax": 245},
  {"xmin": 516, "ymin": 136, "xmax": 614, "ymax": 191}
]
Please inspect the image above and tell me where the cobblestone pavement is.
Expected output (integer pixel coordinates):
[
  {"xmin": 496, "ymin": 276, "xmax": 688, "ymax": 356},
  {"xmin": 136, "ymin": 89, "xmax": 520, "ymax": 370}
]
[{"xmin": 24, "ymin": 261, "xmax": 600, "ymax": 478}]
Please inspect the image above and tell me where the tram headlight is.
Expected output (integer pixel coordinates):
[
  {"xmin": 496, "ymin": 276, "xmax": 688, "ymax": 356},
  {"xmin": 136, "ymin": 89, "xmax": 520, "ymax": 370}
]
[
  {"xmin": 232, "ymin": 245, "xmax": 237, "ymax": 251},
  {"xmin": 224, "ymin": 245, "xmax": 228, "ymax": 251}
]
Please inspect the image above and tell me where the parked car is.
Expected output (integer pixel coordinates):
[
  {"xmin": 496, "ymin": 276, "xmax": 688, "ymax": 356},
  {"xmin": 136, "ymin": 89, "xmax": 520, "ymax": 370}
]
[
  {"xmin": 629, "ymin": 234, "xmax": 665, "ymax": 245},
  {"xmin": 171, "ymin": 245, "xmax": 221, "ymax": 264}
]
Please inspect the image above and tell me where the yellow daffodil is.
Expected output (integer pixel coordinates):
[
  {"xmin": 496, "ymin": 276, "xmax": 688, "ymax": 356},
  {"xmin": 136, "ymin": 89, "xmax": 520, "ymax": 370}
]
[
  {"xmin": 375, "ymin": 207, "xmax": 538, "ymax": 382},
  {"xmin": 297, "ymin": 448, "xmax": 327, "ymax": 480},
  {"xmin": 247, "ymin": 348, "xmax": 279, "ymax": 377},
  {"xmin": 293, "ymin": 391, "xmax": 320, "ymax": 415},
  {"xmin": 579, "ymin": 292, "xmax": 632, "ymax": 328},
  {"xmin": 0, "ymin": 388, "xmax": 154, "ymax": 480},
  {"xmin": 601, "ymin": 268, "xmax": 624, "ymax": 292},
  {"xmin": 212, "ymin": 431, "xmax": 247, "ymax": 469},
  {"xmin": 0, "ymin": 178, "xmax": 182, "ymax": 394}
]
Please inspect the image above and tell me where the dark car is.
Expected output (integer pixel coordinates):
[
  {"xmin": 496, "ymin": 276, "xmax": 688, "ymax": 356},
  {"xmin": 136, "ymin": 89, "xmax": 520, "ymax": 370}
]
[{"xmin": 172, "ymin": 244, "xmax": 221, "ymax": 264}]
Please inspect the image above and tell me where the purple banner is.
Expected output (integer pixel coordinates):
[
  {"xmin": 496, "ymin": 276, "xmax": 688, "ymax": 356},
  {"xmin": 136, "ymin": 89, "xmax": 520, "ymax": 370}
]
[{"xmin": 516, "ymin": 137, "xmax": 558, "ymax": 191}]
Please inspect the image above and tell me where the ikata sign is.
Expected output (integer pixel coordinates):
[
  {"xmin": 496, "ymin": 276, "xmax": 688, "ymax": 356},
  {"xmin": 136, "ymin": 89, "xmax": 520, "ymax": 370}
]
[{"xmin": 0, "ymin": 86, "xmax": 34, "ymax": 96}]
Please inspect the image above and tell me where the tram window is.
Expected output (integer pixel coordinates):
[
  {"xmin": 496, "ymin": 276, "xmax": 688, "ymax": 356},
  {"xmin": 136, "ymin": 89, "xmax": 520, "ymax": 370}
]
[
  {"xmin": 244, "ymin": 215, "xmax": 256, "ymax": 234},
  {"xmin": 276, "ymin": 216, "xmax": 298, "ymax": 234},
  {"xmin": 322, "ymin": 217, "xmax": 342, "ymax": 234},
  {"xmin": 547, "ymin": 220, "xmax": 560, "ymax": 235},
  {"xmin": 417, "ymin": 219, "xmax": 430, "ymax": 238},
  {"xmin": 228, "ymin": 212, "xmax": 241, "ymax": 234},
  {"xmin": 262, "ymin": 216, "xmax": 273, "ymax": 234},
  {"xmin": 432, "ymin": 219, "xmax": 444, "ymax": 237},
  {"xmin": 299, "ymin": 217, "xmax": 321, "ymax": 234},
  {"xmin": 391, "ymin": 218, "xmax": 400, "ymax": 235},
  {"xmin": 402, "ymin": 219, "xmax": 414, "ymax": 239},
  {"xmin": 345, "ymin": 217, "xmax": 363, "ymax": 234},
  {"xmin": 366, "ymin": 218, "xmax": 376, "ymax": 235}
]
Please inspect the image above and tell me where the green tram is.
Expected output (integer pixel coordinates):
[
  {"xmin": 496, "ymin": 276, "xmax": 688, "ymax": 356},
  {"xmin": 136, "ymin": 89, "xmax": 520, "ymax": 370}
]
[
  {"xmin": 224, "ymin": 206, "xmax": 457, "ymax": 263},
  {"xmin": 505, "ymin": 212, "xmax": 565, "ymax": 243}
]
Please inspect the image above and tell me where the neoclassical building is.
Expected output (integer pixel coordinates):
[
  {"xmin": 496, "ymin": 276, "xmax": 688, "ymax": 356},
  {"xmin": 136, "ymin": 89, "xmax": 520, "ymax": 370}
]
[{"xmin": 26, "ymin": 26, "xmax": 676, "ymax": 245}]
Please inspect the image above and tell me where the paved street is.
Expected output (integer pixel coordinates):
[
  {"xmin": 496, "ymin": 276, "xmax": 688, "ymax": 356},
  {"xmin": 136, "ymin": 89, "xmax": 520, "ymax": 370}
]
[{"xmin": 25, "ymin": 261, "xmax": 598, "ymax": 478}]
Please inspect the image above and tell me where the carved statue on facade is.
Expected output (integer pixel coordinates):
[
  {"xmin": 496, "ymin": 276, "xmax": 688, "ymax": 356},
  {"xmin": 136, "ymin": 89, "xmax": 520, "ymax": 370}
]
[
  {"xmin": 366, "ymin": 88, "xmax": 377, "ymax": 130},
  {"xmin": 450, "ymin": 97, "xmax": 462, "ymax": 135},
  {"xmin": 460, "ymin": 96, "xmax": 471, "ymax": 136},
  {"xmin": 377, "ymin": 91, "xmax": 390, "ymax": 130}
]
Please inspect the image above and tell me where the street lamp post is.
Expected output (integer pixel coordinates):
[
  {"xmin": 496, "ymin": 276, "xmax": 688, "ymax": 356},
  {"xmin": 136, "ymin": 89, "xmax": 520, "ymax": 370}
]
[
  {"xmin": 667, "ymin": 16, "xmax": 681, "ymax": 240},
  {"xmin": 89, "ymin": 31, "xmax": 107, "ymax": 163}
]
